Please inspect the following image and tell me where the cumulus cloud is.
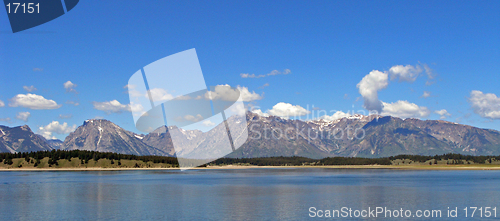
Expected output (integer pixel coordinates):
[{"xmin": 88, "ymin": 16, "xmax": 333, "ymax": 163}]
[
  {"xmin": 93, "ymin": 100, "xmax": 144, "ymax": 114},
  {"xmin": 9, "ymin": 94, "xmax": 62, "ymax": 110},
  {"xmin": 202, "ymin": 120, "xmax": 216, "ymax": 127},
  {"xmin": 435, "ymin": 109, "xmax": 451, "ymax": 119},
  {"xmin": 0, "ymin": 100, "xmax": 4, "ymax": 107},
  {"xmin": 23, "ymin": 85, "xmax": 37, "ymax": 92},
  {"xmin": 357, "ymin": 64, "xmax": 435, "ymax": 114},
  {"xmin": 319, "ymin": 111, "xmax": 351, "ymax": 121},
  {"xmin": 237, "ymin": 86, "xmax": 263, "ymax": 102},
  {"xmin": 468, "ymin": 90, "xmax": 500, "ymax": 119},
  {"xmin": 388, "ymin": 65, "xmax": 423, "ymax": 82},
  {"xmin": 251, "ymin": 109, "xmax": 270, "ymax": 117},
  {"xmin": 381, "ymin": 100, "xmax": 430, "ymax": 119},
  {"xmin": 64, "ymin": 81, "xmax": 77, "ymax": 93},
  {"xmin": 241, "ymin": 69, "xmax": 291, "ymax": 78},
  {"xmin": 356, "ymin": 70, "xmax": 388, "ymax": 113},
  {"xmin": 16, "ymin": 112, "xmax": 30, "ymax": 122},
  {"xmin": 421, "ymin": 91, "xmax": 432, "ymax": 98},
  {"xmin": 37, "ymin": 121, "xmax": 77, "ymax": 139},
  {"xmin": 206, "ymin": 85, "xmax": 262, "ymax": 102},
  {"xmin": 226, "ymin": 103, "xmax": 246, "ymax": 115},
  {"xmin": 267, "ymin": 102, "xmax": 310, "ymax": 118}
]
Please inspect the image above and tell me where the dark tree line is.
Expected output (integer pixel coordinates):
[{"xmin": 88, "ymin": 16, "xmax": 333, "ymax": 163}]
[
  {"xmin": 318, "ymin": 157, "xmax": 391, "ymax": 165},
  {"xmin": 210, "ymin": 156, "xmax": 317, "ymax": 166},
  {"xmin": 1, "ymin": 150, "xmax": 498, "ymax": 167},
  {"xmin": 0, "ymin": 150, "xmax": 179, "ymax": 166},
  {"xmin": 389, "ymin": 153, "xmax": 497, "ymax": 164}
]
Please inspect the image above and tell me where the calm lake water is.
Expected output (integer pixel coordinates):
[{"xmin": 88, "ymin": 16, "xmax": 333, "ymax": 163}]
[{"xmin": 0, "ymin": 169, "xmax": 499, "ymax": 220}]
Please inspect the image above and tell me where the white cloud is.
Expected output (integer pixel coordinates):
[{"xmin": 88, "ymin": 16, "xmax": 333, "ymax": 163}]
[
  {"xmin": 64, "ymin": 81, "xmax": 77, "ymax": 93},
  {"xmin": 421, "ymin": 91, "xmax": 431, "ymax": 98},
  {"xmin": 37, "ymin": 121, "xmax": 77, "ymax": 140},
  {"xmin": 251, "ymin": 109, "xmax": 270, "ymax": 117},
  {"xmin": 237, "ymin": 86, "xmax": 263, "ymax": 102},
  {"xmin": 147, "ymin": 88, "xmax": 174, "ymax": 101},
  {"xmin": 126, "ymin": 84, "xmax": 144, "ymax": 97},
  {"xmin": 202, "ymin": 120, "xmax": 216, "ymax": 127},
  {"xmin": 267, "ymin": 102, "xmax": 310, "ymax": 118},
  {"xmin": 241, "ymin": 69, "xmax": 291, "ymax": 78},
  {"xmin": 9, "ymin": 93, "xmax": 62, "ymax": 110},
  {"xmin": 468, "ymin": 90, "xmax": 500, "ymax": 119},
  {"xmin": 226, "ymin": 103, "xmax": 246, "ymax": 115},
  {"xmin": 319, "ymin": 111, "xmax": 351, "ymax": 121},
  {"xmin": 0, "ymin": 100, "xmax": 4, "ymax": 107},
  {"xmin": 16, "ymin": 112, "xmax": 30, "ymax": 122},
  {"xmin": 23, "ymin": 85, "xmax": 37, "ymax": 92},
  {"xmin": 175, "ymin": 114, "xmax": 203, "ymax": 122},
  {"xmin": 241, "ymin": 73, "xmax": 266, "ymax": 78},
  {"xmin": 356, "ymin": 70, "xmax": 388, "ymax": 113},
  {"xmin": 92, "ymin": 100, "xmax": 144, "ymax": 114},
  {"xmin": 206, "ymin": 85, "xmax": 262, "ymax": 102},
  {"xmin": 381, "ymin": 100, "xmax": 430, "ymax": 119},
  {"xmin": 388, "ymin": 65, "xmax": 423, "ymax": 82},
  {"xmin": 357, "ymin": 64, "xmax": 435, "ymax": 113},
  {"xmin": 267, "ymin": 69, "xmax": 291, "ymax": 76},
  {"xmin": 435, "ymin": 109, "xmax": 451, "ymax": 119}
]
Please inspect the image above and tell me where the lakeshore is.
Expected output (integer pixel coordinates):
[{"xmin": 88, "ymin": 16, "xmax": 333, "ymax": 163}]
[{"xmin": 2, "ymin": 164, "xmax": 500, "ymax": 171}]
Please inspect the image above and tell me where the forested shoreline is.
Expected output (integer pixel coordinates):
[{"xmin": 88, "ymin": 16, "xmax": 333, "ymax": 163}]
[{"xmin": 0, "ymin": 150, "xmax": 499, "ymax": 169}]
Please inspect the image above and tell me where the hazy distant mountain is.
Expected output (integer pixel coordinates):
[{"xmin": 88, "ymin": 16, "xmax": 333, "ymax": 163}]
[
  {"xmin": 47, "ymin": 139, "xmax": 64, "ymax": 149},
  {"xmin": 62, "ymin": 119, "xmax": 169, "ymax": 156},
  {"xmin": 141, "ymin": 126, "xmax": 202, "ymax": 157},
  {"xmin": 35, "ymin": 135, "xmax": 64, "ymax": 149},
  {"xmin": 0, "ymin": 125, "xmax": 53, "ymax": 153}
]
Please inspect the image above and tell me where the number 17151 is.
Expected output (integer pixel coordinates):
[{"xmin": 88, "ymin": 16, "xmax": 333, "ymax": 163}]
[
  {"xmin": 464, "ymin": 207, "xmax": 497, "ymax": 217},
  {"xmin": 6, "ymin": 3, "xmax": 39, "ymax": 13}
]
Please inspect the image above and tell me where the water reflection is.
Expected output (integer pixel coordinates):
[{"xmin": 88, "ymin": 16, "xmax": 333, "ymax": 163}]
[{"xmin": 0, "ymin": 169, "xmax": 499, "ymax": 220}]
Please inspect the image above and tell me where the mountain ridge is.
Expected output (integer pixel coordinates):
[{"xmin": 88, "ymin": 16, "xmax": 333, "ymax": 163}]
[{"xmin": 0, "ymin": 113, "xmax": 499, "ymax": 158}]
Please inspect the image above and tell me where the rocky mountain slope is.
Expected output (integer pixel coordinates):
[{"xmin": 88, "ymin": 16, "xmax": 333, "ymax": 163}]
[
  {"xmin": 62, "ymin": 119, "xmax": 169, "ymax": 156},
  {"xmin": 0, "ymin": 125, "xmax": 53, "ymax": 153},
  {"xmin": 227, "ymin": 113, "xmax": 500, "ymax": 158}
]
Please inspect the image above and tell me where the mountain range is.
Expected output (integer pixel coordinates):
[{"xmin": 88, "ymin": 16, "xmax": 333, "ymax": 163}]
[{"xmin": 1, "ymin": 112, "xmax": 500, "ymax": 158}]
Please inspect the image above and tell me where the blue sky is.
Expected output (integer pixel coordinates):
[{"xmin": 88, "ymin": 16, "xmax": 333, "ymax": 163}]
[{"xmin": 0, "ymin": 0, "xmax": 499, "ymax": 140}]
